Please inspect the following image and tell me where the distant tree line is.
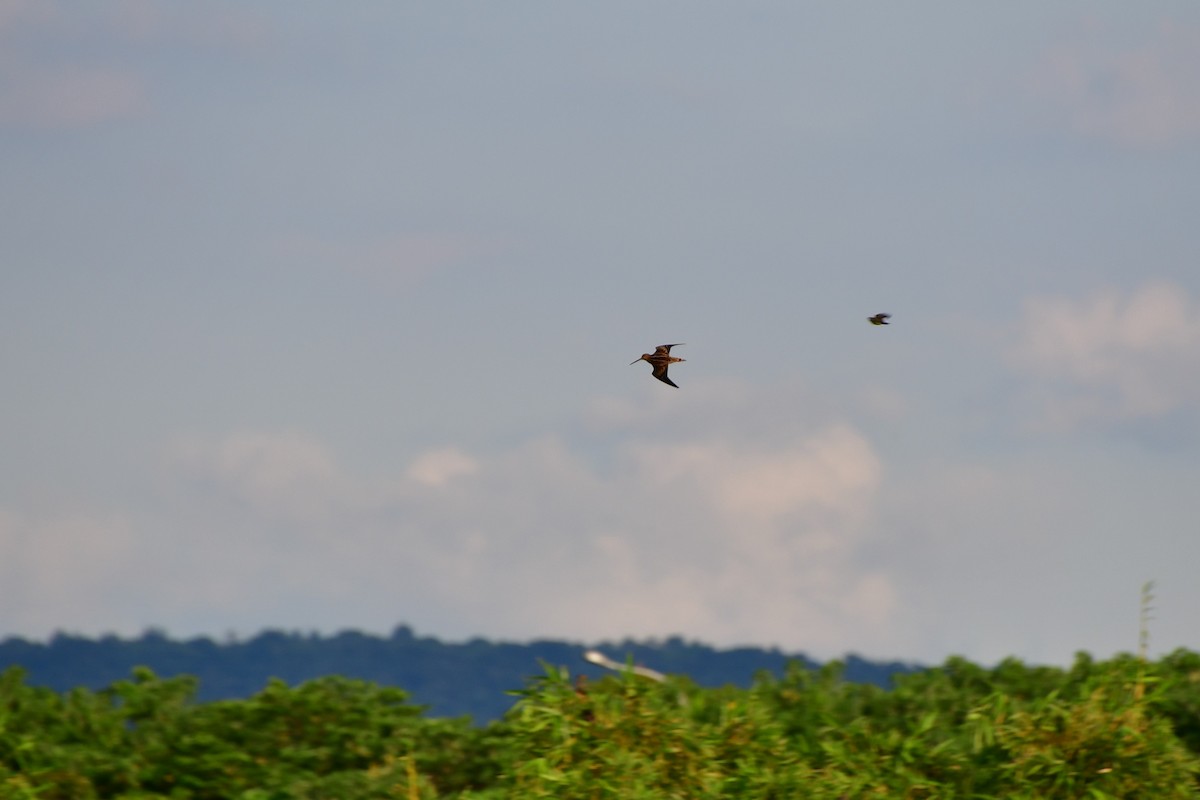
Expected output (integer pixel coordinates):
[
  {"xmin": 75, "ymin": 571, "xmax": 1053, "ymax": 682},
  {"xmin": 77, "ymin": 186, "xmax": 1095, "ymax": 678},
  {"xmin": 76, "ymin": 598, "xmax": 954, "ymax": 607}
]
[{"xmin": 0, "ymin": 626, "xmax": 917, "ymax": 721}]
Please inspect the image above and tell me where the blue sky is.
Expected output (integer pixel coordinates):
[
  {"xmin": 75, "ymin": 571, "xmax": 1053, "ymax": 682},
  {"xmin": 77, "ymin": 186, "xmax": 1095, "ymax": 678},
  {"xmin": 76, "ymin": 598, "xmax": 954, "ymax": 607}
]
[{"xmin": 2, "ymin": 1, "xmax": 1199, "ymax": 666}]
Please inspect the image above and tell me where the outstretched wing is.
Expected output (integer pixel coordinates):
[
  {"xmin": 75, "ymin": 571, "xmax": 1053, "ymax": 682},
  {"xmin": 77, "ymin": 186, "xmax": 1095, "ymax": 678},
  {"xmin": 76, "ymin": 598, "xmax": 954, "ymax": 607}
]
[
  {"xmin": 651, "ymin": 363, "xmax": 679, "ymax": 388},
  {"xmin": 654, "ymin": 343, "xmax": 684, "ymax": 355}
]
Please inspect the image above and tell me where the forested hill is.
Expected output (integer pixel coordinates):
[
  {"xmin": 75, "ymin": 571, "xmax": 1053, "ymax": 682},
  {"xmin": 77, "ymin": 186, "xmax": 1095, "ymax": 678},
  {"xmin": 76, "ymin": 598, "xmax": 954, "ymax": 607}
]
[{"xmin": 0, "ymin": 626, "xmax": 918, "ymax": 721}]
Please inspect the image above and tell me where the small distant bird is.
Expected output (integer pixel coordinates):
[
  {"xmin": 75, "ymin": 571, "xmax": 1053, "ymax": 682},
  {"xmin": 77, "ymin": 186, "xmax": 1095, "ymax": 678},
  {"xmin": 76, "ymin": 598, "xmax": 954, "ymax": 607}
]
[
  {"xmin": 630, "ymin": 343, "xmax": 685, "ymax": 388},
  {"xmin": 868, "ymin": 313, "xmax": 891, "ymax": 326}
]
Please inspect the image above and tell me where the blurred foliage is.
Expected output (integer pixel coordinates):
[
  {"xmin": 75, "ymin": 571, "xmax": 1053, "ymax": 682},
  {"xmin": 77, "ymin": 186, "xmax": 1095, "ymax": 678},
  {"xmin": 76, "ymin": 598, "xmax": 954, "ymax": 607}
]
[
  {"xmin": 1, "ymin": 650, "xmax": 1199, "ymax": 798},
  {"xmin": 0, "ymin": 628, "xmax": 915, "ymax": 722}
]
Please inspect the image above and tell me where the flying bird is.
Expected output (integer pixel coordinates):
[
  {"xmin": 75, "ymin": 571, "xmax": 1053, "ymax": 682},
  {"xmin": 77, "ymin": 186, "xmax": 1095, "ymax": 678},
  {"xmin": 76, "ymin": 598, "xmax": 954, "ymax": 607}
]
[
  {"xmin": 630, "ymin": 343, "xmax": 685, "ymax": 388},
  {"xmin": 868, "ymin": 313, "xmax": 891, "ymax": 326}
]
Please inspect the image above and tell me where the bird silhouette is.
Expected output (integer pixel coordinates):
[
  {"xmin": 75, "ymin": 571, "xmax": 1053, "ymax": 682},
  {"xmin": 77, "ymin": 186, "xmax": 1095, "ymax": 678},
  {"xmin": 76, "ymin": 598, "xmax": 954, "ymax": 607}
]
[
  {"xmin": 868, "ymin": 313, "xmax": 891, "ymax": 326},
  {"xmin": 630, "ymin": 343, "xmax": 685, "ymax": 388}
]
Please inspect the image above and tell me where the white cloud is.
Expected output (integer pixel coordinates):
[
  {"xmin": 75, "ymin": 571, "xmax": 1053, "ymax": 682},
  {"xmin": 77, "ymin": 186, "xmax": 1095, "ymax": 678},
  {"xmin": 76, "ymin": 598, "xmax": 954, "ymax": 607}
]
[
  {"xmin": 625, "ymin": 424, "xmax": 878, "ymax": 527},
  {"xmin": 171, "ymin": 431, "xmax": 345, "ymax": 523},
  {"xmin": 395, "ymin": 424, "xmax": 890, "ymax": 652},
  {"xmin": 4, "ymin": 400, "xmax": 1197, "ymax": 666},
  {"xmin": 1011, "ymin": 282, "xmax": 1200, "ymax": 426},
  {"xmin": 8, "ymin": 411, "xmax": 1194, "ymax": 665},
  {"xmin": 406, "ymin": 447, "xmax": 479, "ymax": 488},
  {"xmin": 1031, "ymin": 20, "xmax": 1200, "ymax": 147},
  {"xmin": 0, "ymin": 2, "xmax": 267, "ymax": 130},
  {"xmin": 0, "ymin": 408, "xmax": 890, "ymax": 657},
  {"xmin": 0, "ymin": 509, "xmax": 139, "ymax": 632}
]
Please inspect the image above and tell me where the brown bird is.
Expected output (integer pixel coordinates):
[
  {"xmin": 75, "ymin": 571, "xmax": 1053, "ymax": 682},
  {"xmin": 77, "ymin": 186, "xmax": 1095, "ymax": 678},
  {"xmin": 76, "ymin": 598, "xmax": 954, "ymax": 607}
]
[
  {"xmin": 630, "ymin": 343, "xmax": 685, "ymax": 388},
  {"xmin": 868, "ymin": 313, "xmax": 891, "ymax": 326}
]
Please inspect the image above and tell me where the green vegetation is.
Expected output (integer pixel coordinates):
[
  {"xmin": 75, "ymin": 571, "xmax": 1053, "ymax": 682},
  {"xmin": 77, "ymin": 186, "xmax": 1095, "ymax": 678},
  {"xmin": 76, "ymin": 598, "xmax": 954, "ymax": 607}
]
[
  {"xmin": 0, "ymin": 628, "xmax": 912, "ymax": 721},
  {"xmin": 3, "ymin": 650, "xmax": 1199, "ymax": 799}
]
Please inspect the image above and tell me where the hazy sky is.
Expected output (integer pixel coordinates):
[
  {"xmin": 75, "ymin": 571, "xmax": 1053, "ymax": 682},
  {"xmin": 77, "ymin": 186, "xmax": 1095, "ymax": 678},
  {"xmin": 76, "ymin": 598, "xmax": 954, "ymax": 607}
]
[{"xmin": 3, "ymin": 2, "xmax": 1199, "ymax": 667}]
